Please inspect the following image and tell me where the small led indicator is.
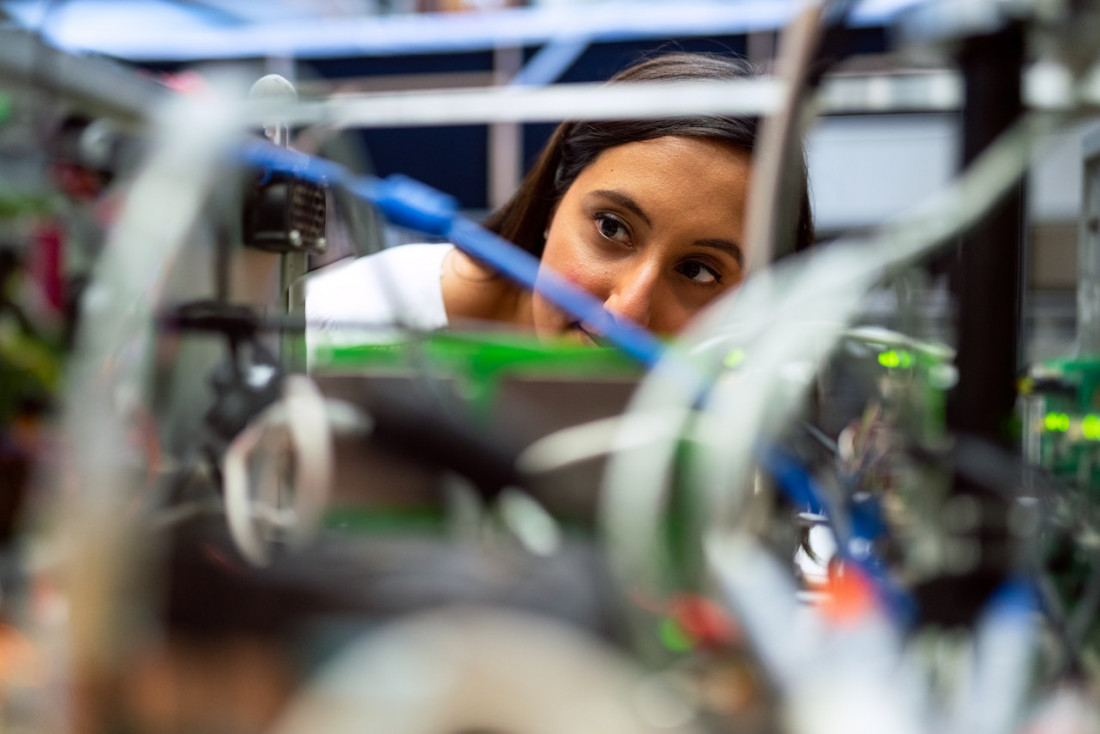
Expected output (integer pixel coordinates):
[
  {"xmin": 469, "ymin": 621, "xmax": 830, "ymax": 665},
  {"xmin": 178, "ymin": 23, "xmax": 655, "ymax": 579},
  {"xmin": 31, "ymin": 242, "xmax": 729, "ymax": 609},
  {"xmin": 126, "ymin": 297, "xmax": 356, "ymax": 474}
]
[
  {"xmin": 1083, "ymin": 415, "xmax": 1100, "ymax": 440},
  {"xmin": 878, "ymin": 349, "xmax": 913, "ymax": 369},
  {"xmin": 1045, "ymin": 413, "xmax": 1070, "ymax": 432}
]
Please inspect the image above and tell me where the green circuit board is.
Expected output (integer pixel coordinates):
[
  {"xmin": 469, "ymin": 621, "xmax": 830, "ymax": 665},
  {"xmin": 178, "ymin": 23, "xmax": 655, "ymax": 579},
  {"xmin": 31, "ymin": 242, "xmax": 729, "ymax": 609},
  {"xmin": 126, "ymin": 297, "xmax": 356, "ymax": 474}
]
[
  {"xmin": 1021, "ymin": 357, "xmax": 1100, "ymax": 489},
  {"xmin": 312, "ymin": 331, "xmax": 643, "ymax": 412}
]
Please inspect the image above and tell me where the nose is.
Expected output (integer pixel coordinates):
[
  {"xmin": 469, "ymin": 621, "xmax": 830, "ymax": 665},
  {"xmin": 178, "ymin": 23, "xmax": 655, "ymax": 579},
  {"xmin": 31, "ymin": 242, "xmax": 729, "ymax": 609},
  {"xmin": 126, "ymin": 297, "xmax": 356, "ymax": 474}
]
[{"xmin": 602, "ymin": 262, "xmax": 659, "ymax": 329}]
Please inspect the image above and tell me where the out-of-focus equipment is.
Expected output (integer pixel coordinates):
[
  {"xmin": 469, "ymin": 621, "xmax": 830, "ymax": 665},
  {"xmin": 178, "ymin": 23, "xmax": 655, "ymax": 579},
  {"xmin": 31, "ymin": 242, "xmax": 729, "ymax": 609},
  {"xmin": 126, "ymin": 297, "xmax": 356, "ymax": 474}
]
[
  {"xmin": 9, "ymin": 1, "xmax": 1100, "ymax": 732},
  {"xmin": 242, "ymin": 74, "xmax": 328, "ymax": 257},
  {"xmin": 1018, "ymin": 125, "xmax": 1100, "ymax": 668}
]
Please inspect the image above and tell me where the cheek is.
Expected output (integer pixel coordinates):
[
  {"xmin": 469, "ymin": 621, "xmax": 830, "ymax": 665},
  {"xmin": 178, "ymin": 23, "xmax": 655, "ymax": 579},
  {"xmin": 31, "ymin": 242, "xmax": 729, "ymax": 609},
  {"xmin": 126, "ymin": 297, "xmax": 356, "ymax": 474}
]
[
  {"xmin": 541, "ymin": 232, "xmax": 611, "ymax": 297},
  {"xmin": 652, "ymin": 283, "xmax": 738, "ymax": 335},
  {"xmin": 530, "ymin": 234, "xmax": 607, "ymax": 337},
  {"xmin": 649, "ymin": 308, "xmax": 692, "ymax": 336},
  {"xmin": 530, "ymin": 259, "xmax": 580, "ymax": 336}
]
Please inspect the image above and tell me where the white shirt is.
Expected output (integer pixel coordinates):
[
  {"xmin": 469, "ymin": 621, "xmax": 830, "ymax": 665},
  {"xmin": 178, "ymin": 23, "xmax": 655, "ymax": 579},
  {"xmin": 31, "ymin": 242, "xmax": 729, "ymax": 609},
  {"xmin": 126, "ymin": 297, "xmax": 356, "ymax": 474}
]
[{"xmin": 304, "ymin": 243, "xmax": 453, "ymax": 357}]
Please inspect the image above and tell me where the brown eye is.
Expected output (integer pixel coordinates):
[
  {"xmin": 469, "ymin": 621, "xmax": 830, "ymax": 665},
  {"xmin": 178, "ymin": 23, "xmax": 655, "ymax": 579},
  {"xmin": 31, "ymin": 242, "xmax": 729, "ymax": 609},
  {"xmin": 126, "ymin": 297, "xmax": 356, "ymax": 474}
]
[
  {"xmin": 595, "ymin": 213, "xmax": 630, "ymax": 243},
  {"xmin": 677, "ymin": 260, "xmax": 721, "ymax": 285}
]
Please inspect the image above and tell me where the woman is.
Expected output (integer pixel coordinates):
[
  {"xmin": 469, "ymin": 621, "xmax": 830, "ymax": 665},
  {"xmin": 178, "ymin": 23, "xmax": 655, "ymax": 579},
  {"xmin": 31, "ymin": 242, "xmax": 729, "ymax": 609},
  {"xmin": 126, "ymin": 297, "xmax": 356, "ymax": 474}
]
[{"xmin": 305, "ymin": 52, "xmax": 814, "ymax": 346}]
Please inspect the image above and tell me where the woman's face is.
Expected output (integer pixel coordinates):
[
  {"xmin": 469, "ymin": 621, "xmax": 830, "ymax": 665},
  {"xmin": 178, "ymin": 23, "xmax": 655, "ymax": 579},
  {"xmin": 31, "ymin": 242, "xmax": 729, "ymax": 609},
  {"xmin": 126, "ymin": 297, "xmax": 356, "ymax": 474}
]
[{"xmin": 532, "ymin": 135, "xmax": 752, "ymax": 343}]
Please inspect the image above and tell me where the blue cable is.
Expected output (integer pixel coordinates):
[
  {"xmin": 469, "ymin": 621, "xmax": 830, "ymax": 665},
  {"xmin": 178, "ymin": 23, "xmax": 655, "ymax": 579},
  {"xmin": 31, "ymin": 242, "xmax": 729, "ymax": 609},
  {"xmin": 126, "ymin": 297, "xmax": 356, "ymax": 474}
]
[
  {"xmin": 758, "ymin": 445, "xmax": 916, "ymax": 626},
  {"xmin": 986, "ymin": 578, "xmax": 1039, "ymax": 618},
  {"xmin": 239, "ymin": 141, "xmax": 668, "ymax": 368}
]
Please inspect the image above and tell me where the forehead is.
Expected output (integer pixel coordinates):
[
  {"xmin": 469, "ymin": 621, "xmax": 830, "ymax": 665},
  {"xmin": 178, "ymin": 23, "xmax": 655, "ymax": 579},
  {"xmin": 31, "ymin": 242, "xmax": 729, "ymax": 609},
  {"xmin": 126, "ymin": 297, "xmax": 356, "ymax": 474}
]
[{"xmin": 567, "ymin": 136, "xmax": 751, "ymax": 216}]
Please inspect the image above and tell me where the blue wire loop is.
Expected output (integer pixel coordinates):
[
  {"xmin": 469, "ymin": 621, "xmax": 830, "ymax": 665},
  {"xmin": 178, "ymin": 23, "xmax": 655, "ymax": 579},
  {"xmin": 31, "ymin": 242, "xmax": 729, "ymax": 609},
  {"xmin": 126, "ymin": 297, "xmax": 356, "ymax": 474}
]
[
  {"xmin": 238, "ymin": 140, "xmax": 668, "ymax": 368},
  {"xmin": 757, "ymin": 444, "xmax": 916, "ymax": 626}
]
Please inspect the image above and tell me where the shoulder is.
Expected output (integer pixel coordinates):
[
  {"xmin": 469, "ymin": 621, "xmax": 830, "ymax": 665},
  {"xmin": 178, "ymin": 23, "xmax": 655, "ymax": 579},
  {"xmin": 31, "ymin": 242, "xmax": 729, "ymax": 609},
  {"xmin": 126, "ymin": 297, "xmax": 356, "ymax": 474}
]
[
  {"xmin": 441, "ymin": 249, "xmax": 531, "ymax": 327},
  {"xmin": 352, "ymin": 242, "xmax": 453, "ymax": 272},
  {"xmin": 308, "ymin": 243, "xmax": 451, "ymax": 291},
  {"xmin": 305, "ymin": 243, "xmax": 453, "ymax": 330}
]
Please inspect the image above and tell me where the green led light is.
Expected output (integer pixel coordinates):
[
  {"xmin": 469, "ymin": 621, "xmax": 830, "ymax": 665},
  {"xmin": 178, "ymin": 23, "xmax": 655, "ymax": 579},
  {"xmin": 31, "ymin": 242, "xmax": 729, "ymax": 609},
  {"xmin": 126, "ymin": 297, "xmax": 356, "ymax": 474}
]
[
  {"xmin": 878, "ymin": 349, "xmax": 913, "ymax": 369},
  {"xmin": 723, "ymin": 348, "xmax": 746, "ymax": 369},
  {"xmin": 1083, "ymin": 415, "xmax": 1100, "ymax": 440},
  {"xmin": 1045, "ymin": 412, "xmax": 1070, "ymax": 432},
  {"xmin": 658, "ymin": 617, "xmax": 694, "ymax": 653}
]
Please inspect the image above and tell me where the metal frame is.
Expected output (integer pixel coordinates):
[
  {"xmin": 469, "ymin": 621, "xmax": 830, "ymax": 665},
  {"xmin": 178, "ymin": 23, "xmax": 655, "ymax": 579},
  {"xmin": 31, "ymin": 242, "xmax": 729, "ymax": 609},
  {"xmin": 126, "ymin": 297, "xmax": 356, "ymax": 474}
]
[{"xmin": 0, "ymin": 27, "xmax": 165, "ymax": 125}]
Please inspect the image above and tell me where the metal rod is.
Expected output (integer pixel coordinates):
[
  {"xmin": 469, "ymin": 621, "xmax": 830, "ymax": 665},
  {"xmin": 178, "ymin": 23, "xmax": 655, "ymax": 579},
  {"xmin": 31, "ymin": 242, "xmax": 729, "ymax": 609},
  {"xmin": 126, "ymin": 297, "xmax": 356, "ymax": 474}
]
[
  {"xmin": 243, "ymin": 72, "xmax": 966, "ymax": 130},
  {"xmin": 947, "ymin": 23, "xmax": 1027, "ymax": 446},
  {"xmin": 0, "ymin": 28, "xmax": 164, "ymax": 125}
]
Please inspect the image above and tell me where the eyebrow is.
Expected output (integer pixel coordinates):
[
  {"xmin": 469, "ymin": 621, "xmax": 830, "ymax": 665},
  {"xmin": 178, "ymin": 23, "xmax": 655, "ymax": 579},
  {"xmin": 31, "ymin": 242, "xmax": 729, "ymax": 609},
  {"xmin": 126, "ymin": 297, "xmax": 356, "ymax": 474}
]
[
  {"xmin": 592, "ymin": 189, "xmax": 651, "ymax": 227},
  {"xmin": 693, "ymin": 238, "xmax": 745, "ymax": 268},
  {"xmin": 591, "ymin": 188, "xmax": 744, "ymax": 267}
]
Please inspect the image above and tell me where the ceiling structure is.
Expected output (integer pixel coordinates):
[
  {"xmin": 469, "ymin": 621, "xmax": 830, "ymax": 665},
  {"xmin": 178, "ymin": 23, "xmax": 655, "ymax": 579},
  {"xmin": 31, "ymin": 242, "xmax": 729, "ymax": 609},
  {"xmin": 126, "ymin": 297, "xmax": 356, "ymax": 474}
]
[{"xmin": 0, "ymin": 0, "xmax": 923, "ymax": 62}]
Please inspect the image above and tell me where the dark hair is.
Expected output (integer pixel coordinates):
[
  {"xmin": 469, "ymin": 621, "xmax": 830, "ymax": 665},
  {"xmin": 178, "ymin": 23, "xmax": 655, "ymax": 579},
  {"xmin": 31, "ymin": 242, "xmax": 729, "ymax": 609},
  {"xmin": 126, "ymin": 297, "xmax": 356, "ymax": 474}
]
[{"xmin": 484, "ymin": 51, "xmax": 814, "ymax": 260}]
